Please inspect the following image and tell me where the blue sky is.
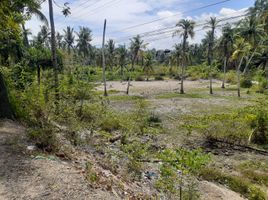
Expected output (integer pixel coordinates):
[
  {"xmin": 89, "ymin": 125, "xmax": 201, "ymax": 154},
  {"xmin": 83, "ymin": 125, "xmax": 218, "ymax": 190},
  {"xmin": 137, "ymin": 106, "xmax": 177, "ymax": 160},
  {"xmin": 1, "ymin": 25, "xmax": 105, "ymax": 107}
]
[{"xmin": 26, "ymin": 0, "xmax": 255, "ymax": 49}]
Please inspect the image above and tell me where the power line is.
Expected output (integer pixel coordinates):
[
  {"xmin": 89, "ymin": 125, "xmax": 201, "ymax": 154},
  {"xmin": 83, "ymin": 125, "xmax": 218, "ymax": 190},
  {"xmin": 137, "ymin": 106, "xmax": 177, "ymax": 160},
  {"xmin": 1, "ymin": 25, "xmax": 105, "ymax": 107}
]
[
  {"xmin": 114, "ymin": 12, "xmax": 247, "ymax": 44},
  {"xmin": 109, "ymin": 0, "xmax": 232, "ymax": 34},
  {"xmin": 72, "ymin": 0, "xmax": 120, "ymax": 19}
]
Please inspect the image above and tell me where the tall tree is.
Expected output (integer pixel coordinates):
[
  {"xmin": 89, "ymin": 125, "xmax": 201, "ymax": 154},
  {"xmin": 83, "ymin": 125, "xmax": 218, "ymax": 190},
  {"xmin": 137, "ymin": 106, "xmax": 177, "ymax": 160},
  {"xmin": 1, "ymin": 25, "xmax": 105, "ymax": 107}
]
[
  {"xmin": 48, "ymin": 0, "xmax": 59, "ymax": 107},
  {"xmin": 63, "ymin": 26, "xmax": 75, "ymax": 54},
  {"xmin": 232, "ymin": 37, "xmax": 251, "ymax": 97},
  {"xmin": 218, "ymin": 23, "xmax": 234, "ymax": 88},
  {"xmin": 116, "ymin": 45, "xmax": 128, "ymax": 78},
  {"xmin": 127, "ymin": 35, "xmax": 144, "ymax": 95},
  {"xmin": 143, "ymin": 52, "xmax": 154, "ymax": 81},
  {"xmin": 173, "ymin": 19, "xmax": 195, "ymax": 94},
  {"xmin": 204, "ymin": 17, "xmax": 218, "ymax": 94},
  {"xmin": 76, "ymin": 27, "xmax": 92, "ymax": 61},
  {"xmin": 106, "ymin": 39, "xmax": 115, "ymax": 70}
]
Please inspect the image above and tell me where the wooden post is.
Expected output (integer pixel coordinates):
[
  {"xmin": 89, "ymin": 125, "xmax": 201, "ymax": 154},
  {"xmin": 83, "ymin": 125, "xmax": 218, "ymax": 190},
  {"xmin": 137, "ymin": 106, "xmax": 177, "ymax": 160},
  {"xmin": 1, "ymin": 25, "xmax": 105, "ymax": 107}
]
[{"xmin": 102, "ymin": 19, "xmax": 108, "ymax": 96}]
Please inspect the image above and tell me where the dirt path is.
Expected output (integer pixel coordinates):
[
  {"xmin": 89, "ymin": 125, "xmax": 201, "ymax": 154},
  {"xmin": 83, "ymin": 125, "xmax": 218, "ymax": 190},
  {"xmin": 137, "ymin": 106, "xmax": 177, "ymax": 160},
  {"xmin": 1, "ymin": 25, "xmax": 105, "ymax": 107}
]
[{"xmin": 0, "ymin": 120, "xmax": 117, "ymax": 200}]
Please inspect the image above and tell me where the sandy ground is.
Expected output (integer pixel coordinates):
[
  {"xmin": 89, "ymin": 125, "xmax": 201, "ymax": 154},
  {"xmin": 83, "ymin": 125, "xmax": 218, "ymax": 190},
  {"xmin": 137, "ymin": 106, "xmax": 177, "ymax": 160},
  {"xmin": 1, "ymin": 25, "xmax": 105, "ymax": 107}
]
[{"xmin": 97, "ymin": 80, "xmax": 224, "ymax": 96}]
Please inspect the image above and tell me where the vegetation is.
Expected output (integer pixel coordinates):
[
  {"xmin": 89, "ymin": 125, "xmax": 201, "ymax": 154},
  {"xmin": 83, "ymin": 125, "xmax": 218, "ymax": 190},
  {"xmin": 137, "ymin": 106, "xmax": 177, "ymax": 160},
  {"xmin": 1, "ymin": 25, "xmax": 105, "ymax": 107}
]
[{"xmin": 0, "ymin": 0, "xmax": 267, "ymax": 199}]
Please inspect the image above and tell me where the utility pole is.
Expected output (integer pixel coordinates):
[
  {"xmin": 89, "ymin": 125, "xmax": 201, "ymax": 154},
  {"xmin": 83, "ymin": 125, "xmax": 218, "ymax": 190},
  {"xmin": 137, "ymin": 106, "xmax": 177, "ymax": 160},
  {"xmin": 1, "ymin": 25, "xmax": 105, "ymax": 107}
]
[{"xmin": 102, "ymin": 19, "xmax": 108, "ymax": 96}]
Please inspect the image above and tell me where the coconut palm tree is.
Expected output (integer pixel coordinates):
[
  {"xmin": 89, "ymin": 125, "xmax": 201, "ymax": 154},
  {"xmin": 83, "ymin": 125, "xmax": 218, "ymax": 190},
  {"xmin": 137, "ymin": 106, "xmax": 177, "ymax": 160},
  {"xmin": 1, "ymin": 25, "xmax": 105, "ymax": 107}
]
[
  {"xmin": 22, "ymin": 0, "xmax": 48, "ymax": 47},
  {"xmin": 143, "ymin": 52, "xmax": 154, "ymax": 81},
  {"xmin": 232, "ymin": 37, "xmax": 251, "ymax": 97},
  {"xmin": 204, "ymin": 17, "xmax": 218, "ymax": 94},
  {"xmin": 129, "ymin": 35, "xmax": 144, "ymax": 71},
  {"xmin": 48, "ymin": 0, "xmax": 60, "ymax": 106},
  {"xmin": 238, "ymin": 15, "xmax": 265, "ymax": 74},
  {"xmin": 76, "ymin": 27, "xmax": 92, "ymax": 60},
  {"xmin": 173, "ymin": 19, "xmax": 195, "ymax": 94},
  {"xmin": 56, "ymin": 32, "xmax": 64, "ymax": 49},
  {"xmin": 219, "ymin": 23, "xmax": 235, "ymax": 88},
  {"xmin": 106, "ymin": 39, "xmax": 115, "ymax": 70},
  {"xmin": 126, "ymin": 35, "xmax": 144, "ymax": 94},
  {"xmin": 63, "ymin": 26, "xmax": 75, "ymax": 55},
  {"xmin": 116, "ymin": 45, "xmax": 128, "ymax": 78}
]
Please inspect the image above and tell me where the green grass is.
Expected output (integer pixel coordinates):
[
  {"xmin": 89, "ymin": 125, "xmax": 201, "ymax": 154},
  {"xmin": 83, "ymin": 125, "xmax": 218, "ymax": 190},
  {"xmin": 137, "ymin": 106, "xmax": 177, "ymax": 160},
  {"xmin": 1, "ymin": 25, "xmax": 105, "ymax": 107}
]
[
  {"xmin": 199, "ymin": 168, "xmax": 266, "ymax": 200},
  {"xmin": 108, "ymin": 95, "xmax": 144, "ymax": 101},
  {"xmin": 156, "ymin": 92, "xmax": 207, "ymax": 99}
]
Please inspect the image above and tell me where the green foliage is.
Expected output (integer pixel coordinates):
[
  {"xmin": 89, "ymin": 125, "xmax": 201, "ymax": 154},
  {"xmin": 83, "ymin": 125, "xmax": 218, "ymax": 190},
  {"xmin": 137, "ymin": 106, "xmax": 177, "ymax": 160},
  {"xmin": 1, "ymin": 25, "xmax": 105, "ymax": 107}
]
[
  {"xmin": 135, "ymin": 75, "xmax": 145, "ymax": 81},
  {"xmin": 181, "ymin": 110, "xmax": 254, "ymax": 144},
  {"xmin": 241, "ymin": 77, "xmax": 253, "ymax": 88},
  {"xmin": 246, "ymin": 99, "xmax": 268, "ymax": 144},
  {"xmin": 156, "ymin": 148, "xmax": 210, "ymax": 198},
  {"xmin": 224, "ymin": 70, "xmax": 237, "ymax": 84},
  {"xmin": 187, "ymin": 65, "xmax": 220, "ymax": 80},
  {"xmin": 199, "ymin": 168, "xmax": 266, "ymax": 200},
  {"xmin": 85, "ymin": 161, "xmax": 100, "ymax": 183},
  {"xmin": 154, "ymin": 75, "xmax": 164, "ymax": 80},
  {"xmin": 28, "ymin": 126, "xmax": 58, "ymax": 152},
  {"xmin": 121, "ymin": 141, "xmax": 149, "ymax": 178}
]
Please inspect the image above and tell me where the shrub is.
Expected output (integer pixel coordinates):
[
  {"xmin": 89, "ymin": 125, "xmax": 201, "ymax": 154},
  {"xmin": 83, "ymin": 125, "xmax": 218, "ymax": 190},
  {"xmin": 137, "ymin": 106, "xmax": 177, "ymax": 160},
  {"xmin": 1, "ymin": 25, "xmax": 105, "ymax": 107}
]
[
  {"xmin": 224, "ymin": 70, "xmax": 237, "ymax": 84},
  {"xmin": 199, "ymin": 168, "xmax": 266, "ymax": 200},
  {"xmin": 28, "ymin": 126, "xmax": 58, "ymax": 152},
  {"xmin": 181, "ymin": 111, "xmax": 253, "ymax": 145},
  {"xmin": 241, "ymin": 77, "xmax": 253, "ymax": 88},
  {"xmin": 135, "ymin": 76, "xmax": 145, "ymax": 81},
  {"xmin": 154, "ymin": 76, "xmax": 164, "ymax": 80}
]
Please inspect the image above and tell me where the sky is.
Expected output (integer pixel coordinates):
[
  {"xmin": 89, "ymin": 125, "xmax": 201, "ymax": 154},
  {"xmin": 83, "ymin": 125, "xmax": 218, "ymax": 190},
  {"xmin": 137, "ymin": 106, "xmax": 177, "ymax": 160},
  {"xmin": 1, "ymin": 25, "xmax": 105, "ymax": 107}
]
[{"xmin": 25, "ymin": 0, "xmax": 255, "ymax": 50}]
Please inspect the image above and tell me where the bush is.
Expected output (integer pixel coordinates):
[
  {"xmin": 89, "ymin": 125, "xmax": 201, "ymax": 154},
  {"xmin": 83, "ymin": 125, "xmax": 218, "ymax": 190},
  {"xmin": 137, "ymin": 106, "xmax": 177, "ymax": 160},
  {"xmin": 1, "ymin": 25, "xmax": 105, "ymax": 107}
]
[
  {"xmin": 135, "ymin": 76, "xmax": 145, "ymax": 81},
  {"xmin": 154, "ymin": 76, "xmax": 164, "ymax": 81},
  {"xmin": 199, "ymin": 168, "xmax": 266, "ymax": 200},
  {"xmin": 241, "ymin": 77, "xmax": 252, "ymax": 88},
  {"xmin": 224, "ymin": 70, "xmax": 237, "ymax": 84},
  {"xmin": 28, "ymin": 126, "xmax": 58, "ymax": 152}
]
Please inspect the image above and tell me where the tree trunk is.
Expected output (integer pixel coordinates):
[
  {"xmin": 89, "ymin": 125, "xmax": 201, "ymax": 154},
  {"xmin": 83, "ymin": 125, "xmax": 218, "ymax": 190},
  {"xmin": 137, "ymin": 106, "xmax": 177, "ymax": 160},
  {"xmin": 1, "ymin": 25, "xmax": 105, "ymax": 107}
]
[
  {"xmin": 37, "ymin": 65, "xmax": 41, "ymax": 96},
  {"xmin": 22, "ymin": 23, "xmax": 29, "ymax": 47},
  {"xmin": 126, "ymin": 75, "xmax": 131, "ymax": 95},
  {"xmin": 237, "ymin": 56, "xmax": 244, "ymax": 98},
  {"xmin": 102, "ymin": 19, "xmax": 108, "ymax": 97},
  {"xmin": 221, "ymin": 57, "xmax": 227, "ymax": 88},
  {"xmin": 0, "ymin": 72, "xmax": 14, "ymax": 119},
  {"xmin": 48, "ymin": 0, "xmax": 59, "ymax": 109},
  {"xmin": 243, "ymin": 48, "xmax": 257, "ymax": 75},
  {"xmin": 180, "ymin": 64, "xmax": 184, "ymax": 94}
]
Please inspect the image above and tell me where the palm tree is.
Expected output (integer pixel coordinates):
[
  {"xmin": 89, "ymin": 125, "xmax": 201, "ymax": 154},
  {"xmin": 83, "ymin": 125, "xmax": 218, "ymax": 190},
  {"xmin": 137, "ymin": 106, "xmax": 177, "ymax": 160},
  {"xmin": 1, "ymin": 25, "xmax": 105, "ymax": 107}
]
[
  {"xmin": 219, "ymin": 23, "xmax": 234, "ymax": 88},
  {"xmin": 63, "ymin": 26, "xmax": 75, "ymax": 55},
  {"xmin": 143, "ymin": 52, "xmax": 154, "ymax": 81},
  {"xmin": 116, "ymin": 45, "xmax": 128, "ymax": 78},
  {"xmin": 232, "ymin": 37, "xmax": 251, "ymax": 97},
  {"xmin": 76, "ymin": 27, "xmax": 92, "ymax": 60},
  {"xmin": 56, "ymin": 32, "xmax": 64, "ymax": 49},
  {"xmin": 204, "ymin": 17, "xmax": 218, "ymax": 94},
  {"xmin": 238, "ymin": 15, "xmax": 265, "ymax": 74},
  {"xmin": 127, "ymin": 35, "xmax": 144, "ymax": 94},
  {"xmin": 22, "ymin": 0, "xmax": 48, "ymax": 47},
  {"xmin": 173, "ymin": 19, "xmax": 195, "ymax": 94},
  {"xmin": 106, "ymin": 39, "xmax": 115, "ymax": 70},
  {"xmin": 129, "ymin": 35, "xmax": 144, "ymax": 71},
  {"xmin": 48, "ymin": 0, "xmax": 58, "ymax": 103}
]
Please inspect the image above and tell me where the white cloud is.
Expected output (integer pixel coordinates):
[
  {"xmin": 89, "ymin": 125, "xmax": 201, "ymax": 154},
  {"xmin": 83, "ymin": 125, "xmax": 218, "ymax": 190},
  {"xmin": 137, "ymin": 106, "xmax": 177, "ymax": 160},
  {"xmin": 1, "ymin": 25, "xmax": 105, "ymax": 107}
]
[{"xmin": 25, "ymin": 0, "xmax": 249, "ymax": 50}]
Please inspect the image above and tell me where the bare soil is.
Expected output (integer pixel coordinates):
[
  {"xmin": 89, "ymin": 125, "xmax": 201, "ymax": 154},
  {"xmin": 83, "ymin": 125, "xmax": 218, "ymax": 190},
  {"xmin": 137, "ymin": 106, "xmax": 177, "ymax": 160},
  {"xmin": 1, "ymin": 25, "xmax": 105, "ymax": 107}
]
[{"xmin": 0, "ymin": 120, "xmax": 118, "ymax": 200}]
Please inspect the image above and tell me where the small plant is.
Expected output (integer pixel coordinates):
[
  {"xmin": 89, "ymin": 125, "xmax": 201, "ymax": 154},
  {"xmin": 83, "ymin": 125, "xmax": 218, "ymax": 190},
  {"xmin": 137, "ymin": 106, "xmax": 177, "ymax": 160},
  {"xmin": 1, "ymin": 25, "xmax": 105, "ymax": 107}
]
[
  {"xmin": 155, "ymin": 148, "xmax": 210, "ymax": 199},
  {"xmin": 85, "ymin": 161, "xmax": 100, "ymax": 183}
]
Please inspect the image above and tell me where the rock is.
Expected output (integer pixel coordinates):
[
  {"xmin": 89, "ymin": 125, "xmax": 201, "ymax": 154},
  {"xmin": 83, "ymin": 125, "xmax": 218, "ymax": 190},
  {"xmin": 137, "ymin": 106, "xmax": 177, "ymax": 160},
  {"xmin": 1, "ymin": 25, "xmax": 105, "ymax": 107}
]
[{"xmin": 26, "ymin": 145, "xmax": 36, "ymax": 151}]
